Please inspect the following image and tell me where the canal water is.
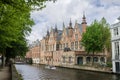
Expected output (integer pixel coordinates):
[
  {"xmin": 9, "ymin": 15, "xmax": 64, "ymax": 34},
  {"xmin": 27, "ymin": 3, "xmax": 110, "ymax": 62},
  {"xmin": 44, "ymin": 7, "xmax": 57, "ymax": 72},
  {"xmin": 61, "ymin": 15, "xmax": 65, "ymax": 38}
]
[{"xmin": 15, "ymin": 64, "xmax": 120, "ymax": 80}]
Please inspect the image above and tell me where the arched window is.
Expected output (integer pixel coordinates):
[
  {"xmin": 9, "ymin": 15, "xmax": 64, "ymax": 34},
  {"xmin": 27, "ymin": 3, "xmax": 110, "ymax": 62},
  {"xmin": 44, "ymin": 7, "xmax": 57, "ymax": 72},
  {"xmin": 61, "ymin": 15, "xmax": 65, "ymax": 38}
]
[
  {"xmin": 75, "ymin": 41, "xmax": 78, "ymax": 49},
  {"xmin": 86, "ymin": 57, "xmax": 91, "ymax": 63},
  {"xmin": 56, "ymin": 44, "xmax": 59, "ymax": 51},
  {"xmin": 93, "ymin": 57, "xmax": 98, "ymax": 62},
  {"xmin": 79, "ymin": 41, "xmax": 82, "ymax": 49},
  {"xmin": 100, "ymin": 57, "xmax": 105, "ymax": 62}
]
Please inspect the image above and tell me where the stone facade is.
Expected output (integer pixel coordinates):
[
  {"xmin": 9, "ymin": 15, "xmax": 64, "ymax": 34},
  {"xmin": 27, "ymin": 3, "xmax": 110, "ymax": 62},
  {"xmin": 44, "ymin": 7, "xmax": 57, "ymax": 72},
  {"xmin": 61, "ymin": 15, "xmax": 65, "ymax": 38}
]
[
  {"xmin": 111, "ymin": 17, "xmax": 120, "ymax": 73},
  {"xmin": 26, "ymin": 14, "xmax": 108, "ymax": 66}
]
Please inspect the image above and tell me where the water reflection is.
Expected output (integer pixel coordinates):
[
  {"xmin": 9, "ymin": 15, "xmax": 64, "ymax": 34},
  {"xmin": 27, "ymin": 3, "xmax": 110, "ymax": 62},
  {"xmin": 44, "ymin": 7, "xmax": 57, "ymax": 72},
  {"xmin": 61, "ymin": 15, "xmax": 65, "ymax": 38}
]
[{"xmin": 15, "ymin": 64, "xmax": 120, "ymax": 80}]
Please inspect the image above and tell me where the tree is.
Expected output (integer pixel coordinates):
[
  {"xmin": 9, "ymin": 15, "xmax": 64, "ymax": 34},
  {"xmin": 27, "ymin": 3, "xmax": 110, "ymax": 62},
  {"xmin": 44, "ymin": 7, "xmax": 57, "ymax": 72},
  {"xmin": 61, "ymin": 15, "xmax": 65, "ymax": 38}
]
[
  {"xmin": 99, "ymin": 17, "xmax": 111, "ymax": 52},
  {"xmin": 5, "ymin": 37, "xmax": 29, "ymax": 64},
  {"xmin": 0, "ymin": 1, "xmax": 33, "ymax": 66},
  {"xmin": 81, "ymin": 18, "xmax": 111, "ymax": 64},
  {"xmin": 0, "ymin": 0, "xmax": 55, "ymax": 66}
]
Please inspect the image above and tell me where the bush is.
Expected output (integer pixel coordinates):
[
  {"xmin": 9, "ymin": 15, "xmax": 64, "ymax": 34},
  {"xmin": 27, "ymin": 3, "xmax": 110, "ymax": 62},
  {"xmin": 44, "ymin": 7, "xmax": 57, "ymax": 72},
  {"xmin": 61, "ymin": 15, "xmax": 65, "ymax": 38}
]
[{"xmin": 106, "ymin": 62, "xmax": 112, "ymax": 68}]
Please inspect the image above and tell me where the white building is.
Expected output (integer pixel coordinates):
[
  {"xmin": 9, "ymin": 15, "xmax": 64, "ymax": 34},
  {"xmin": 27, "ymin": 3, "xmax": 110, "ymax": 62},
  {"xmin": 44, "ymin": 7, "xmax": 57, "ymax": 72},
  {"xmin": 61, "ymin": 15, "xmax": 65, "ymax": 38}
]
[{"xmin": 111, "ymin": 17, "xmax": 120, "ymax": 73}]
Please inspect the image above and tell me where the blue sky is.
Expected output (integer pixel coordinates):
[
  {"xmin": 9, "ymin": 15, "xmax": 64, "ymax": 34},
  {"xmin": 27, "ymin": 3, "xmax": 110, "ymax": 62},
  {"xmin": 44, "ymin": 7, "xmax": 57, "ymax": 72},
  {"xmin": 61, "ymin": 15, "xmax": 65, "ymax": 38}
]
[{"xmin": 26, "ymin": 0, "xmax": 120, "ymax": 43}]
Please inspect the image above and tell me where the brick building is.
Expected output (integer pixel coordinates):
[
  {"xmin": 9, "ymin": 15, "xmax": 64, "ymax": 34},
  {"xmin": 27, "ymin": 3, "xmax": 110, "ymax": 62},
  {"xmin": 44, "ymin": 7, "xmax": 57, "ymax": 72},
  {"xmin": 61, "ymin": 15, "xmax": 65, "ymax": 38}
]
[
  {"xmin": 26, "ymin": 40, "xmax": 40, "ymax": 64},
  {"xmin": 26, "ymin": 14, "xmax": 108, "ymax": 66}
]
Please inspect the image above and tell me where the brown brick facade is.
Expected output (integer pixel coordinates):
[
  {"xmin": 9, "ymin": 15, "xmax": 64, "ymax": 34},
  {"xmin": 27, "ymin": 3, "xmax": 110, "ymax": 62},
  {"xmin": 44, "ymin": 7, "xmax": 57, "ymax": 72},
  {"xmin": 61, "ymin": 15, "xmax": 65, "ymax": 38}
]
[{"xmin": 26, "ymin": 15, "xmax": 108, "ymax": 66}]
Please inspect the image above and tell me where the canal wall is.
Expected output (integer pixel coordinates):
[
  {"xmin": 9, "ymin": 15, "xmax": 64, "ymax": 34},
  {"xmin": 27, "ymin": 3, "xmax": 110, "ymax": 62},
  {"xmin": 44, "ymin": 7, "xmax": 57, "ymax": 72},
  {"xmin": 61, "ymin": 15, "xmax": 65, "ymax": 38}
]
[
  {"xmin": 11, "ymin": 64, "xmax": 23, "ymax": 80},
  {"xmin": 33, "ymin": 63, "xmax": 111, "ymax": 74},
  {"xmin": 59, "ymin": 65, "xmax": 113, "ymax": 74},
  {"xmin": 38, "ymin": 63, "xmax": 113, "ymax": 74}
]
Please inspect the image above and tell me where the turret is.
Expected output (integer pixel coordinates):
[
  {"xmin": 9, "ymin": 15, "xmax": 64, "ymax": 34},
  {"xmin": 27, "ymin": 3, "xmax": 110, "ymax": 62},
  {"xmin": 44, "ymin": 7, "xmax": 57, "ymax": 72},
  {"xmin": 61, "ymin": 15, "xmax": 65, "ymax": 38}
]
[
  {"xmin": 63, "ymin": 22, "xmax": 65, "ymax": 29},
  {"xmin": 46, "ymin": 29, "xmax": 50, "ymax": 36},
  {"xmin": 81, "ymin": 12, "xmax": 87, "ymax": 33},
  {"xmin": 68, "ymin": 19, "xmax": 73, "ymax": 37},
  {"xmin": 68, "ymin": 18, "xmax": 72, "ymax": 29},
  {"xmin": 54, "ymin": 24, "xmax": 58, "ymax": 39},
  {"xmin": 55, "ymin": 24, "xmax": 58, "ymax": 32},
  {"xmin": 82, "ymin": 12, "xmax": 87, "ymax": 24}
]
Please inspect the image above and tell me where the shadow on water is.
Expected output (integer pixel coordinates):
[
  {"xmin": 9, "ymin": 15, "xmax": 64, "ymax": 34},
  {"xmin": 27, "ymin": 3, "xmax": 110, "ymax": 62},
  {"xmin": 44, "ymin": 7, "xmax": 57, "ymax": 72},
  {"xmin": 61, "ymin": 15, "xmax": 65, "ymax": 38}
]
[{"xmin": 15, "ymin": 64, "xmax": 120, "ymax": 80}]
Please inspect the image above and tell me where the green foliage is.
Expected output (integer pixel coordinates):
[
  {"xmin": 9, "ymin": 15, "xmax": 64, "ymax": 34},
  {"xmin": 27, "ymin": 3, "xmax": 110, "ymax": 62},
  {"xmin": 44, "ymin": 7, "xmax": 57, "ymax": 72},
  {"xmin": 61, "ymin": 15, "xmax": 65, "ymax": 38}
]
[
  {"xmin": 106, "ymin": 62, "xmax": 112, "ymax": 68},
  {"xmin": 81, "ymin": 18, "xmax": 111, "ymax": 54},
  {"xmin": 26, "ymin": 58, "xmax": 33, "ymax": 64},
  {"xmin": 99, "ymin": 17, "xmax": 111, "ymax": 52},
  {"xmin": 0, "ymin": 0, "xmax": 54, "ymax": 60}
]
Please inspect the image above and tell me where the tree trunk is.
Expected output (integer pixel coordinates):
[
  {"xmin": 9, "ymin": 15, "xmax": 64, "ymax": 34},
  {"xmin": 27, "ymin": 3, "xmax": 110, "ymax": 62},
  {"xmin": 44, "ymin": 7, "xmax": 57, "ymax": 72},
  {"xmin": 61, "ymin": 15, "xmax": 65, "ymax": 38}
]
[
  {"xmin": 92, "ymin": 51, "xmax": 95, "ymax": 65},
  {"xmin": 1, "ymin": 54, "xmax": 5, "ymax": 67},
  {"xmin": 1, "ymin": 49, "xmax": 6, "ymax": 67}
]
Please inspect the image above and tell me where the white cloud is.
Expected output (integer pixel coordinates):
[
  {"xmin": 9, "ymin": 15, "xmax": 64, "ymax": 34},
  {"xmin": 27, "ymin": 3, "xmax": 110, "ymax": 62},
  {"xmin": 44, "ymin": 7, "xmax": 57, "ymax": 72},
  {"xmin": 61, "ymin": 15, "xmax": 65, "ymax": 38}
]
[{"xmin": 27, "ymin": 0, "xmax": 120, "ymax": 43}]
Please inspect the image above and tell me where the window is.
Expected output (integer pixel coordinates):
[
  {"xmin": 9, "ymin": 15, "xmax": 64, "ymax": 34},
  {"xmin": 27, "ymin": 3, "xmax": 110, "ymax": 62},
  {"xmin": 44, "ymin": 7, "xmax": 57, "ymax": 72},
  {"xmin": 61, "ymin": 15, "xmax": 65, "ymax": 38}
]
[
  {"xmin": 93, "ymin": 57, "xmax": 98, "ymax": 62},
  {"xmin": 62, "ymin": 43, "xmax": 65, "ymax": 49},
  {"xmin": 75, "ymin": 34, "xmax": 78, "ymax": 40},
  {"xmin": 66, "ymin": 43, "xmax": 68, "ymax": 47},
  {"xmin": 75, "ymin": 41, "xmax": 78, "ymax": 49},
  {"xmin": 115, "ymin": 62, "xmax": 120, "ymax": 72},
  {"xmin": 69, "ymin": 56, "xmax": 72, "ymax": 63},
  {"xmin": 114, "ymin": 28, "xmax": 119, "ymax": 36},
  {"xmin": 59, "ymin": 44, "xmax": 61, "ymax": 50},
  {"xmin": 114, "ymin": 42, "xmax": 119, "ymax": 59},
  {"xmin": 86, "ymin": 57, "xmax": 91, "ymax": 63},
  {"xmin": 79, "ymin": 41, "xmax": 82, "ymax": 49},
  {"xmin": 56, "ymin": 44, "xmax": 59, "ymax": 50},
  {"xmin": 71, "ymin": 42, "xmax": 74, "ymax": 50},
  {"xmin": 100, "ymin": 57, "xmax": 105, "ymax": 62}
]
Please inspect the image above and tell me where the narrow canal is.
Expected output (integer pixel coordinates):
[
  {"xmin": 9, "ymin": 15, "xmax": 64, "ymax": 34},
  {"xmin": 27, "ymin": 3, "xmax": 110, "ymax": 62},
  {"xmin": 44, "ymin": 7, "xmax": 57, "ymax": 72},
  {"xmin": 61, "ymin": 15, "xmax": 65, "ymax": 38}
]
[{"xmin": 15, "ymin": 64, "xmax": 120, "ymax": 80}]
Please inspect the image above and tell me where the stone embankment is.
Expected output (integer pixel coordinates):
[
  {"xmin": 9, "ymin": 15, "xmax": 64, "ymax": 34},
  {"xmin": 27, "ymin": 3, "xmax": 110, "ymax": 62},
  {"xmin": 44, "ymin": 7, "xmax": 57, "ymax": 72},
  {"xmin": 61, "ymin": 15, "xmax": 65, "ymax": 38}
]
[
  {"xmin": 0, "ymin": 64, "xmax": 23, "ymax": 80},
  {"xmin": 60, "ymin": 65, "xmax": 112, "ymax": 74},
  {"xmin": 11, "ymin": 64, "xmax": 23, "ymax": 80}
]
